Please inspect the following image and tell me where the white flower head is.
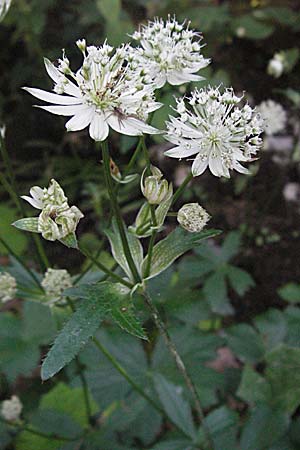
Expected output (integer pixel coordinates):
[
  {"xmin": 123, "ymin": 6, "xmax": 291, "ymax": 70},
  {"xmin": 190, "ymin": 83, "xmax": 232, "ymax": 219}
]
[
  {"xmin": 177, "ymin": 203, "xmax": 210, "ymax": 232},
  {"xmin": 267, "ymin": 52, "xmax": 285, "ymax": 78},
  {"xmin": 0, "ymin": 0, "xmax": 12, "ymax": 22},
  {"xmin": 21, "ymin": 179, "xmax": 84, "ymax": 242},
  {"xmin": 129, "ymin": 16, "xmax": 210, "ymax": 89},
  {"xmin": 165, "ymin": 86, "xmax": 264, "ymax": 178},
  {"xmin": 23, "ymin": 42, "xmax": 161, "ymax": 141},
  {"xmin": 1, "ymin": 396, "xmax": 22, "ymax": 422},
  {"xmin": 0, "ymin": 272, "xmax": 17, "ymax": 303},
  {"xmin": 41, "ymin": 268, "xmax": 73, "ymax": 304},
  {"xmin": 257, "ymin": 100, "xmax": 287, "ymax": 136}
]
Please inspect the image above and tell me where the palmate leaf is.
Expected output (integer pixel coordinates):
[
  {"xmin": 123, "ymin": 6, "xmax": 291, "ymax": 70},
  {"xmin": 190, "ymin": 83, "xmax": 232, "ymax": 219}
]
[
  {"xmin": 41, "ymin": 282, "xmax": 146, "ymax": 381},
  {"xmin": 142, "ymin": 227, "xmax": 221, "ymax": 280}
]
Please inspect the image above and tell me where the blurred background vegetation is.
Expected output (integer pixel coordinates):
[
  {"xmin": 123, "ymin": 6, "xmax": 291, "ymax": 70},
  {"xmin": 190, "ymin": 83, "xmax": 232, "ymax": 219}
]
[{"xmin": 1, "ymin": 1, "xmax": 300, "ymax": 449}]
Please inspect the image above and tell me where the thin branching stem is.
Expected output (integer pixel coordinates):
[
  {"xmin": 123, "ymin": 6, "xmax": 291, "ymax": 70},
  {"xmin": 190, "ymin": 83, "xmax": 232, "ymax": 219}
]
[{"xmin": 171, "ymin": 172, "xmax": 193, "ymax": 206}]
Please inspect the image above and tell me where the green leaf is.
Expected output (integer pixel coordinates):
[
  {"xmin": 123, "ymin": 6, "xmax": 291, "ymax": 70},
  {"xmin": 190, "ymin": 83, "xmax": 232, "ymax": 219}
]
[
  {"xmin": 254, "ymin": 309, "xmax": 287, "ymax": 350},
  {"xmin": 155, "ymin": 182, "xmax": 173, "ymax": 229},
  {"xmin": 41, "ymin": 282, "xmax": 140, "ymax": 380},
  {"xmin": 142, "ymin": 228, "xmax": 221, "ymax": 280},
  {"xmin": 66, "ymin": 282, "xmax": 147, "ymax": 340},
  {"xmin": 240, "ymin": 406, "xmax": 289, "ymax": 450},
  {"xmin": 231, "ymin": 14, "xmax": 275, "ymax": 39},
  {"xmin": 284, "ymin": 306, "xmax": 300, "ymax": 347},
  {"xmin": 203, "ymin": 271, "xmax": 234, "ymax": 316},
  {"xmin": 12, "ymin": 217, "xmax": 39, "ymax": 233},
  {"xmin": 105, "ymin": 219, "xmax": 143, "ymax": 280},
  {"xmin": 254, "ymin": 7, "xmax": 297, "ymax": 26},
  {"xmin": 0, "ymin": 205, "xmax": 28, "ymax": 255},
  {"xmin": 225, "ymin": 324, "xmax": 265, "ymax": 363},
  {"xmin": 59, "ymin": 232, "xmax": 78, "ymax": 249},
  {"xmin": 97, "ymin": 0, "xmax": 120, "ymax": 23},
  {"xmin": 265, "ymin": 345, "xmax": 300, "ymax": 413},
  {"xmin": 220, "ymin": 231, "xmax": 241, "ymax": 262},
  {"xmin": 154, "ymin": 373, "xmax": 196, "ymax": 439},
  {"xmin": 226, "ymin": 266, "xmax": 255, "ymax": 296},
  {"xmin": 278, "ymin": 282, "xmax": 300, "ymax": 303},
  {"xmin": 237, "ymin": 365, "xmax": 272, "ymax": 405},
  {"xmin": 151, "ymin": 439, "xmax": 194, "ymax": 450},
  {"xmin": 198, "ymin": 406, "xmax": 239, "ymax": 450}
]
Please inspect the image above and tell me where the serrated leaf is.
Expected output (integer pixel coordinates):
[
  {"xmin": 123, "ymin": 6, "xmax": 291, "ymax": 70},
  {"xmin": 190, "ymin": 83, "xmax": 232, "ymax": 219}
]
[
  {"xmin": 59, "ymin": 232, "xmax": 78, "ymax": 249},
  {"xmin": 203, "ymin": 271, "xmax": 234, "ymax": 316},
  {"xmin": 237, "ymin": 365, "xmax": 272, "ymax": 405},
  {"xmin": 41, "ymin": 282, "xmax": 136, "ymax": 380},
  {"xmin": 225, "ymin": 324, "xmax": 265, "ymax": 363},
  {"xmin": 278, "ymin": 282, "xmax": 300, "ymax": 303},
  {"xmin": 142, "ymin": 228, "xmax": 221, "ymax": 280},
  {"xmin": 105, "ymin": 219, "xmax": 143, "ymax": 280},
  {"xmin": 12, "ymin": 217, "xmax": 39, "ymax": 233},
  {"xmin": 226, "ymin": 266, "xmax": 255, "ymax": 296},
  {"xmin": 254, "ymin": 309, "xmax": 287, "ymax": 350},
  {"xmin": 154, "ymin": 373, "xmax": 196, "ymax": 439},
  {"xmin": 198, "ymin": 406, "xmax": 239, "ymax": 450},
  {"xmin": 220, "ymin": 231, "xmax": 241, "ymax": 262}
]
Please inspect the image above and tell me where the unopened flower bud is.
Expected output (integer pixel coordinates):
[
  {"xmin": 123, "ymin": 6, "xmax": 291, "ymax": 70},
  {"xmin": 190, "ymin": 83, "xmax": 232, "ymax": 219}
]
[
  {"xmin": 177, "ymin": 203, "xmax": 210, "ymax": 232},
  {"xmin": 1, "ymin": 396, "xmax": 22, "ymax": 422},
  {"xmin": 76, "ymin": 39, "xmax": 86, "ymax": 53},
  {"xmin": 0, "ymin": 272, "xmax": 17, "ymax": 303},
  {"xmin": 141, "ymin": 166, "xmax": 169, "ymax": 205}
]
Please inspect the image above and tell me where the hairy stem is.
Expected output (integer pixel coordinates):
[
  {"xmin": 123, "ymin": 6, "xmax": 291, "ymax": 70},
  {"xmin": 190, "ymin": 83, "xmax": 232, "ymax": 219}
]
[
  {"xmin": 143, "ymin": 290, "xmax": 215, "ymax": 449},
  {"xmin": 101, "ymin": 140, "xmax": 141, "ymax": 284}
]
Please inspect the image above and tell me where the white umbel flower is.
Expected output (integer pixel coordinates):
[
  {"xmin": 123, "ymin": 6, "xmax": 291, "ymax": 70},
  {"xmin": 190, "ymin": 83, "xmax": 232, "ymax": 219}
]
[
  {"xmin": 41, "ymin": 268, "xmax": 72, "ymax": 303},
  {"xmin": 257, "ymin": 100, "xmax": 287, "ymax": 136},
  {"xmin": 21, "ymin": 179, "xmax": 84, "ymax": 242},
  {"xmin": 177, "ymin": 203, "xmax": 210, "ymax": 232},
  {"xmin": 23, "ymin": 42, "xmax": 161, "ymax": 141},
  {"xmin": 165, "ymin": 87, "xmax": 264, "ymax": 178},
  {"xmin": 0, "ymin": 272, "xmax": 17, "ymax": 303},
  {"xmin": 130, "ymin": 16, "xmax": 210, "ymax": 89},
  {"xmin": 1, "ymin": 396, "xmax": 22, "ymax": 422},
  {"xmin": 267, "ymin": 52, "xmax": 285, "ymax": 78},
  {"xmin": 0, "ymin": 0, "xmax": 12, "ymax": 22}
]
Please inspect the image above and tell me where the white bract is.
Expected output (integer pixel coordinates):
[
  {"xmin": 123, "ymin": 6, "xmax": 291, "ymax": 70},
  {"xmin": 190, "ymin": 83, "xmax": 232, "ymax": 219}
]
[
  {"xmin": 165, "ymin": 87, "xmax": 264, "ymax": 178},
  {"xmin": 22, "ymin": 179, "xmax": 83, "ymax": 241},
  {"xmin": 0, "ymin": 0, "xmax": 12, "ymax": 22},
  {"xmin": 177, "ymin": 203, "xmax": 210, "ymax": 232},
  {"xmin": 141, "ymin": 166, "xmax": 169, "ymax": 204},
  {"xmin": 130, "ymin": 16, "xmax": 210, "ymax": 88},
  {"xmin": 23, "ymin": 42, "xmax": 161, "ymax": 141},
  {"xmin": 0, "ymin": 272, "xmax": 17, "ymax": 303},
  {"xmin": 257, "ymin": 100, "xmax": 287, "ymax": 136},
  {"xmin": 1, "ymin": 396, "xmax": 22, "ymax": 422},
  {"xmin": 42, "ymin": 268, "xmax": 73, "ymax": 303},
  {"xmin": 267, "ymin": 52, "xmax": 285, "ymax": 78}
]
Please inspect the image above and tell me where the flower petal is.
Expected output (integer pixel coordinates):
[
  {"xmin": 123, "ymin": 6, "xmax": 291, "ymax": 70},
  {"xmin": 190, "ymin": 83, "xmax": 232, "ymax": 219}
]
[
  {"xmin": 44, "ymin": 58, "xmax": 81, "ymax": 97},
  {"xmin": 65, "ymin": 106, "xmax": 95, "ymax": 131},
  {"xmin": 89, "ymin": 113, "xmax": 109, "ymax": 141},
  {"xmin": 124, "ymin": 117, "xmax": 160, "ymax": 135},
  {"xmin": 208, "ymin": 153, "xmax": 227, "ymax": 177},
  {"xmin": 165, "ymin": 145, "xmax": 198, "ymax": 159},
  {"xmin": 192, "ymin": 153, "xmax": 209, "ymax": 176},
  {"xmin": 35, "ymin": 104, "xmax": 88, "ymax": 116},
  {"xmin": 23, "ymin": 87, "xmax": 82, "ymax": 105},
  {"xmin": 21, "ymin": 195, "xmax": 43, "ymax": 209}
]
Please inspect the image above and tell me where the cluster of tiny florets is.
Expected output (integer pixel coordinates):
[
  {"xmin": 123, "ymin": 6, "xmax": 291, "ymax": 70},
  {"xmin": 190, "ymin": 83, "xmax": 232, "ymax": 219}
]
[
  {"xmin": 41, "ymin": 268, "xmax": 73, "ymax": 300},
  {"xmin": 257, "ymin": 100, "xmax": 287, "ymax": 136},
  {"xmin": 130, "ymin": 16, "xmax": 210, "ymax": 88},
  {"xmin": 1, "ymin": 396, "xmax": 22, "ymax": 422},
  {"xmin": 165, "ymin": 86, "xmax": 264, "ymax": 178},
  {"xmin": 0, "ymin": 272, "xmax": 17, "ymax": 303},
  {"xmin": 177, "ymin": 203, "xmax": 210, "ymax": 232}
]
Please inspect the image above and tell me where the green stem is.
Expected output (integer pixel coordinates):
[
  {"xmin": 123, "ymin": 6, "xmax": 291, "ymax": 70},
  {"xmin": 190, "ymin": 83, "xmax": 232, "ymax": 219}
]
[
  {"xmin": 144, "ymin": 205, "xmax": 157, "ymax": 278},
  {"xmin": 171, "ymin": 173, "xmax": 193, "ymax": 206},
  {"xmin": 74, "ymin": 242, "xmax": 104, "ymax": 284},
  {"xmin": 0, "ymin": 235, "xmax": 43, "ymax": 291},
  {"xmin": 122, "ymin": 137, "xmax": 144, "ymax": 179},
  {"xmin": 101, "ymin": 140, "xmax": 141, "ymax": 284},
  {"xmin": 78, "ymin": 244, "xmax": 133, "ymax": 289},
  {"xmin": 0, "ymin": 417, "xmax": 77, "ymax": 442},
  {"xmin": 143, "ymin": 290, "xmax": 215, "ymax": 450}
]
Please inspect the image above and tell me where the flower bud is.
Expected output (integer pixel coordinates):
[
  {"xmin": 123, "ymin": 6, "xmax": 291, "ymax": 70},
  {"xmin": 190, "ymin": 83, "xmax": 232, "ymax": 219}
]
[
  {"xmin": 141, "ymin": 166, "xmax": 169, "ymax": 205},
  {"xmin": 177, "ymin": 203, "xmax": 210, "ymax": 232},
  {"xmin": 1, "ymin": 396, "xmax": 22, "ymax": 422},
  {"xmin": 0, "ymin": 272, "xmax": 17, "ymax": 303}
]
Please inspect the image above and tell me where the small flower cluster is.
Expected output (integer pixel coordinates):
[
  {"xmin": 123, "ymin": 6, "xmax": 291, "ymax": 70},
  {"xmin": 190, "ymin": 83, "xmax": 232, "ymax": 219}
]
[
  {"xmin": 1, "ymin": 396, "xmax": 22, "ymax": 422},
  {"xmin": 130, "ymin": 16, "xmax": 210, "ymax": 88},
  {"xmin": 257, "ymin": 100, "xmax": 287, "ymax": 136},
  {"xmin": 42, "ymin": 268, "xmax": 73, "ymax": 301},
  {"xmin": 165, "ymin": 87, "xmax": 264, "ymax": 178},
  {"xmin": 0, "ymin": 272, "xmax": 17, "ymax": 303},
  {"xmin": 177, "ymin": 203, "xmax": 210, "ymax": 232},
  {"xmin": 21, "ymin": 179, "xmax": 83, "ymax": 241}
]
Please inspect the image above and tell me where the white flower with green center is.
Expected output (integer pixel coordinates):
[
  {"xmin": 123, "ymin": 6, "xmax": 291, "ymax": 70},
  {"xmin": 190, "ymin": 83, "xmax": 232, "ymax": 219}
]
[
  {"xmin": 177, "ymin": 203, "xmax": 210, "ymax": 232},
  {"xmin": 0, "ymin": 0, "xmax": 12, "ymax": 22},
  {"xmin": 165, "ymin": 87, "xmax": 264, "ymax": 178},
  {"xmin": 1, "ymin": 396, "xmax": 22, "ymax": 422},
  {"xmin": 257, "ymin": 100, "xmax": 287, "ymax": 136},
  {"xmin": 23, "ymin": 42, "xmax": 161, "ymax": 141},
  {"xmin": 130, "ymin": 16, "xmax": 210, "ymax": 89},
  {"xmin": 0, "ymin": 272, "xmax": 17, "ymax": 303},
  {"xmin": 17, "ymin": 179, "xmax": 83, "ymax": 242},
  {"xmin": 41, "ymin": 268, "xmax": 72, "ymax": 304}
]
